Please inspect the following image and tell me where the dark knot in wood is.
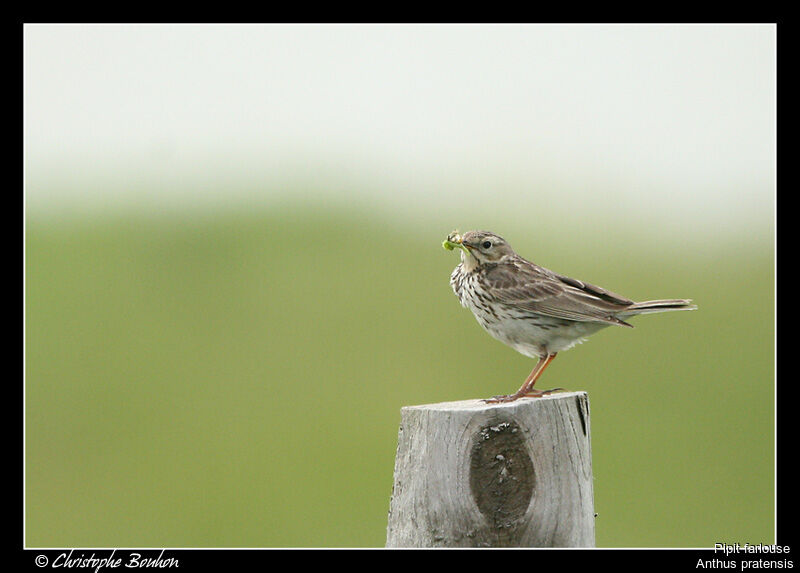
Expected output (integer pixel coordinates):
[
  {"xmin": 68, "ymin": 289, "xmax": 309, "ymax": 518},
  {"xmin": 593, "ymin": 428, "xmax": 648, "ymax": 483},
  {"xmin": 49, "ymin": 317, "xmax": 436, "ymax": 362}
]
[{"xmin": 469, "ymin": 418, "xmax": 535, "ymax": 534}]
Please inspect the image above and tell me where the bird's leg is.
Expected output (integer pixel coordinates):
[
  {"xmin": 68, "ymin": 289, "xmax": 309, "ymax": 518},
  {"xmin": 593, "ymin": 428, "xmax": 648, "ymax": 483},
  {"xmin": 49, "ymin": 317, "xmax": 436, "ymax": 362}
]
[
  {"xmin": 484, "ymin": 353, "xmax": 558, "ymax": 403},
  {"xmin": 524, "ymin": 353, "xmax": 563, "ymax": 396}
]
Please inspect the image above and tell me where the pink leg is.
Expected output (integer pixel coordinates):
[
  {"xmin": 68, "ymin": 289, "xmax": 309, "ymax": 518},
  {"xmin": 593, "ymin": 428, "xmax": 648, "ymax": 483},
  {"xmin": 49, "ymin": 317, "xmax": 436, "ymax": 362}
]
[{"xmin": 484, "ymin": 353, "xmax": 559, "ymax": 403}]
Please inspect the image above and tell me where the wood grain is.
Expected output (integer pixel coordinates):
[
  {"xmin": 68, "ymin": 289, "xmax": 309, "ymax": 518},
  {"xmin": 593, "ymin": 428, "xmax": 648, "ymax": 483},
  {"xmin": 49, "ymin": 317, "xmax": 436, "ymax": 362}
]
[{"xmin": 386, "ymin": 392, "xmax": 595, "ymax": 547}]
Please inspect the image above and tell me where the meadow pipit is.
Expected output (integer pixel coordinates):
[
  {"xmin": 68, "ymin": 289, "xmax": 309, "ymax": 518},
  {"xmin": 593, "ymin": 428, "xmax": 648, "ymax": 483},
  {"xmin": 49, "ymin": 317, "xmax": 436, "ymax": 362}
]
[{"xmin": 445, "ymin": 230, "xmax": 696, "ymax": 403}]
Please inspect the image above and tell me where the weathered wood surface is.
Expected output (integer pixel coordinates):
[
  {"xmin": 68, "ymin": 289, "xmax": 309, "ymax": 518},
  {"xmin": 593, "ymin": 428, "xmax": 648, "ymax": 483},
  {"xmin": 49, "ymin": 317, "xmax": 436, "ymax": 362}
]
[{"xmin": 385, "ymin": 392, "xmax": 594, "ymax": 548}]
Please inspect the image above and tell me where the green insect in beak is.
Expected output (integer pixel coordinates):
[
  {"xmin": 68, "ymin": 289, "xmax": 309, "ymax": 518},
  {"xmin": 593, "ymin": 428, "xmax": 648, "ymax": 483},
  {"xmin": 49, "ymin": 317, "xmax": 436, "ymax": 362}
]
[{"xmin": 442, "ymin": 231, "xmax": 470, "ymax": 255}]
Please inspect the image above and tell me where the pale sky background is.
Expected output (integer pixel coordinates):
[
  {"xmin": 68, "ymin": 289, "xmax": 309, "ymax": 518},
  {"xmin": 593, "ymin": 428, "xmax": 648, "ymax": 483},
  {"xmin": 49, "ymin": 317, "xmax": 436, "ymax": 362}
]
[{"xmin": 24, "ymin": 24, "xmax": 775, "ymax": 244}]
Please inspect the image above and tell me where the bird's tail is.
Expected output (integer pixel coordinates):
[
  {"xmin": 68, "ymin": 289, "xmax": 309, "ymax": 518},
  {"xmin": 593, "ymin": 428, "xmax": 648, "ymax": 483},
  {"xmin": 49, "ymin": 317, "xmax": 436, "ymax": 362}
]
[{"xmin": 624, "ymin": 299, "xmax": 697, "ymax": 316}]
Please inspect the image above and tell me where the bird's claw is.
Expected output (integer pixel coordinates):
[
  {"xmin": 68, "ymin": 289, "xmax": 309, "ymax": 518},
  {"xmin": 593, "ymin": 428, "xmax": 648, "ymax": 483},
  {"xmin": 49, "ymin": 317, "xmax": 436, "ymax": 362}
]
[
  {"xmin": 483, "ymin": 387, "xmax": 565, "ymax": 404},
  {"xmin": 483, "ymin": 394, "xmax": 517, "ymax": 404},
  {"xmin": 526, "ymin": 387, "xmax": 564, "ymax": 397}
]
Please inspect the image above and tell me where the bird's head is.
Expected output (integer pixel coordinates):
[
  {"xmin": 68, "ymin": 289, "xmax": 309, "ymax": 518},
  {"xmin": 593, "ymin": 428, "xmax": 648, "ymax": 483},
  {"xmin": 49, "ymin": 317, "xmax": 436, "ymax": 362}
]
[{"xmin": 455, "ymin": 230, "xmax": 514, "ymax": 270}]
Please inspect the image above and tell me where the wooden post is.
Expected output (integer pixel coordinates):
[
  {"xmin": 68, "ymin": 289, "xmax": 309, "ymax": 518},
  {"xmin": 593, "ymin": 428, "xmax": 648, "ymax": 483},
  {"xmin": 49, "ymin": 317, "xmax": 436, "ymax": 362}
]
[{"xmin": 385, "ymin": 392, "xmax": 595, "ymax": 548}]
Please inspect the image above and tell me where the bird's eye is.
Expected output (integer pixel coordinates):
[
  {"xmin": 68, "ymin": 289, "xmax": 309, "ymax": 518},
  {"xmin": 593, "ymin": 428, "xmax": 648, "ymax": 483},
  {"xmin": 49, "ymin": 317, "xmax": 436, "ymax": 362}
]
[{"xmin": 482, "ymin": 241, "xmax": 492, "ymax": 249}]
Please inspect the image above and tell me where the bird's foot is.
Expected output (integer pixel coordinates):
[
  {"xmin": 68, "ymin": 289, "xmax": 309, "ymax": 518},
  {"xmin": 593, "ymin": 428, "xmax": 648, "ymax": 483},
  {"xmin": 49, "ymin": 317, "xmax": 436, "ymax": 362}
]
[
  {"xmin": 483, "ymin": 387, "xmax": 565, "ymax": 404},
  {"xmin": 524, "ymin": 387, "xmax": 564, "ymax": 397},
  {"xmin": 483, "ymin": 394, "xmax": 520, "ymax": 404}
]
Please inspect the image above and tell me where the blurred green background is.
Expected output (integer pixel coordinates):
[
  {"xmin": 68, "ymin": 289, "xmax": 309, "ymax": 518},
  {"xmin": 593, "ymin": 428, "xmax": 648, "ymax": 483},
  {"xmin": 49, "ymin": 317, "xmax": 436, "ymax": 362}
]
[
  {"xmin": 25, "ymin": 204, "xmax": 774, "ymax": 547},
  {"xmin": 25, "ymin": 24, "xmax": 775, "ymax": 547}
]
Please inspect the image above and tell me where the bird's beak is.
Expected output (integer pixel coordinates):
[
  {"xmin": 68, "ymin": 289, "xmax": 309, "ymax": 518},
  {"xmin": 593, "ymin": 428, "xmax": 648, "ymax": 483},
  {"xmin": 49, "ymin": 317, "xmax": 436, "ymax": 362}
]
[
  {"xmin": 460, "ymin": 242, "xmax": 479, "ymax": 260},
  {"xmin": 461, "ymin": 240, "xmax": 477, "ymax": 253}
]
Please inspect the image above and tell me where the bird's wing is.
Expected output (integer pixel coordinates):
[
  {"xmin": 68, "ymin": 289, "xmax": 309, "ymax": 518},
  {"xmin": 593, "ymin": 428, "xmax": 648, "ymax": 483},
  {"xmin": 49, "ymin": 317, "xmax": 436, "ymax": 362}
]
[{"xmin": 484, "ymin": 260, "xmax": 636, "ymax": 327}]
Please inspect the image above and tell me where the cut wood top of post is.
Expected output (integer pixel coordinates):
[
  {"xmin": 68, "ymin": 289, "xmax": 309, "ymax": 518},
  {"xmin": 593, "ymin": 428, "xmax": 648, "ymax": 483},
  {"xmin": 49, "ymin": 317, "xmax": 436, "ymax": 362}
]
[
  {"xmin": 403, "ymin": 391, "xmax": 588, "ymax": 412},
  {"xmin": 387, "ymin": 389, "xmax": 594, "ymax": 547}
]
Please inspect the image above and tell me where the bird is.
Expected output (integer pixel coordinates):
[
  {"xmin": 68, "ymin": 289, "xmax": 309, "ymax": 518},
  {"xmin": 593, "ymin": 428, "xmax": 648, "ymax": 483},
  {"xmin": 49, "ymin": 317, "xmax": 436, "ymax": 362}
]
[{"xmin": 445, "ymin": 230, "xmax": 696, "ymax": 403}]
